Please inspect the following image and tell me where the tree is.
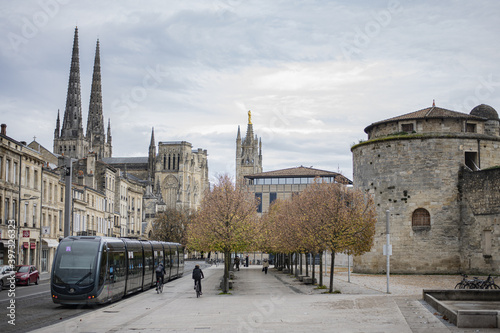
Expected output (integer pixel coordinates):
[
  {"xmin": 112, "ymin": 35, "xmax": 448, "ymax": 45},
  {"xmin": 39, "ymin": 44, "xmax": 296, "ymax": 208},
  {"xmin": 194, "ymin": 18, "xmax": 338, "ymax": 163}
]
[
  {"xmin": 187, "ymin": 174, "xmax": 259, "ymax": 293},
  {"xmin": 150, "ymin": 208, "xmax": 192, "ymax": 246},
  {"xmin": 308, "ymin": 182, "xmax": 376, "ymax": 293}
]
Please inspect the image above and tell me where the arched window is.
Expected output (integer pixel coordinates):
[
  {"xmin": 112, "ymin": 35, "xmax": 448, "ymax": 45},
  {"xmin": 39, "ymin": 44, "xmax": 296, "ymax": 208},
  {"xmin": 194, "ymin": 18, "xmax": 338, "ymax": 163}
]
[{"xmin": 412, "ymin": 208, "xmax": 430, "ymax": 227}]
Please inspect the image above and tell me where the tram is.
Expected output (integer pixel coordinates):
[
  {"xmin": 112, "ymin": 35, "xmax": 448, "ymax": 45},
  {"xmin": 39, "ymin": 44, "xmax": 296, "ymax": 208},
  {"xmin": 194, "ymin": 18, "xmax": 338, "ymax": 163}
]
[{"xmin": 51, "ymin": 236, "xmax": 184, "ymax": 305}]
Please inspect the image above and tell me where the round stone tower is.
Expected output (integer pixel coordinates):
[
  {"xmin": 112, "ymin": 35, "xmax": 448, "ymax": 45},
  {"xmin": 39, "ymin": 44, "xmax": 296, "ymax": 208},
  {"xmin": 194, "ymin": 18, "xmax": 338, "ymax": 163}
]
[{"xmin": 351, "ymin": 103, "xmax": 500, "ymax": 273}]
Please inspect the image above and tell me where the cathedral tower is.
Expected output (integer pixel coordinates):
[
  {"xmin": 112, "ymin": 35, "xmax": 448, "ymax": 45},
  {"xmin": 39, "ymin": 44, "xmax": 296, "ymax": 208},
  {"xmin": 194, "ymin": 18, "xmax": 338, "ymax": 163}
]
[
  {"xmin": 86, "ymin": 39, "xmax": 112, "ymax": 159},
  {"xmin": 54, "ymin": 27, "xmax": 88, "ymax": 159},
  {"xmin": 236, "ymin": 110, "xmax": 262, "ymax": 184},
  {"xmin": 53, "ymin": 28, "xmax": 112, "ymax": 160}
]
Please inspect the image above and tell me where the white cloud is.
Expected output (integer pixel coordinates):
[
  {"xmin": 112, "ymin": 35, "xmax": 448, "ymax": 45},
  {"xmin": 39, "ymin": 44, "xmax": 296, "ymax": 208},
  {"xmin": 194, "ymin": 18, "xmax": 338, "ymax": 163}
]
[{"xmin": 1, "ymin": 0, "xmax": 500, "ymax": 182}]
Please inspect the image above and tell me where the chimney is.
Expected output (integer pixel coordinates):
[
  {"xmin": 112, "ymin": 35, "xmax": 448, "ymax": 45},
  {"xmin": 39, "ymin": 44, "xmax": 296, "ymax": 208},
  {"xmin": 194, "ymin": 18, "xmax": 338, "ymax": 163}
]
[{"xmin": 1, "ymin": 124, "xmax": 6, "ymax": 135}]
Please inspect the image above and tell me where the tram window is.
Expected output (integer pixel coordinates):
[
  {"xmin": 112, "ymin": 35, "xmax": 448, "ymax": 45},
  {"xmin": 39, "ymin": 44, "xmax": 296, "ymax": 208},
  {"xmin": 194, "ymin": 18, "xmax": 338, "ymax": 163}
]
[
  {"xmin": 111, "ymin": 251, "xmax": 125, "ymax": 282},
  {"xmin": 53, "ymin": 241, "xmax": 99, "ymax": 285}
]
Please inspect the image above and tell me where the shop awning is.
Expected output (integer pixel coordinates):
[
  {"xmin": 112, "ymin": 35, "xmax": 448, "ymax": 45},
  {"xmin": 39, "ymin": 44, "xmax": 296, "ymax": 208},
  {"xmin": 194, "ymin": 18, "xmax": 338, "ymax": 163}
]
[
  {"xmin": 42, "ymin": 238, "xmax": 60, "ymax": 248},
  {"xmin": 0, "ymin": 239, "xmax": 13, "ymax": 249}
]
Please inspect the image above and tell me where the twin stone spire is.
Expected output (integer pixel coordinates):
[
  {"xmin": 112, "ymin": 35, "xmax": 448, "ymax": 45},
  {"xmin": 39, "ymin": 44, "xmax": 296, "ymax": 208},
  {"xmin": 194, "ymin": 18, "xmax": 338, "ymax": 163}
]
[{"xmin": 53, "ymin": 27, "xmax": 112, "ymax": 160}]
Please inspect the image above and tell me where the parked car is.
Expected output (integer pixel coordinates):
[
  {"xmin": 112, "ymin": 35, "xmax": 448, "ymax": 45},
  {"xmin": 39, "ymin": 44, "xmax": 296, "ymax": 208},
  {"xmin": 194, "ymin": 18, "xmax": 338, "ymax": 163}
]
[
  {"xmin": 15, "ymin": 265, "xmax": 39, "ymax": 286},
  {"xmin": 0, "ymin": 265, "xmax": 15, "ymax": 290}
]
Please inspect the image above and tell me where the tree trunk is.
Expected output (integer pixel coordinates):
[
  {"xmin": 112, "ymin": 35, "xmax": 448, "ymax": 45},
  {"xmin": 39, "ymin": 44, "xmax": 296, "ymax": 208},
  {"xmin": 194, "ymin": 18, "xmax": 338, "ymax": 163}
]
[
  {"xmin": 223, "ymin": 250, "xmax": 230, "ymax": 293},
  {"xmin": 295, "ymin": 252, "xmax": 299, "ymax": 277},
  {"xmin": 305, "ymin": 253, "xmax": 309, "ymax": 277},
  {"xmin": 311, "ymin": 252, "xmax": 316, "ymax": 284},
  {"xmin": 319, "ymin": 250, "xmax": 323, "ymax": 287},
  {"xmin": 329, "ymin": 250, "xmax": 336, "ymax": 293},
  {"xmin": 299, "ymin": 253, "xmax": 303, "ymax": 275}
]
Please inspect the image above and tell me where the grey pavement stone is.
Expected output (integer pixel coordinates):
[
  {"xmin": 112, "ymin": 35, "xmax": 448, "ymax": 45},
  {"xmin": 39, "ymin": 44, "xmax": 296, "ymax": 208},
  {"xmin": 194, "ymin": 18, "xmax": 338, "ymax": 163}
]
[{"xmin": 30, "ymin": 266, "xmax": 499, "ymax": 333}]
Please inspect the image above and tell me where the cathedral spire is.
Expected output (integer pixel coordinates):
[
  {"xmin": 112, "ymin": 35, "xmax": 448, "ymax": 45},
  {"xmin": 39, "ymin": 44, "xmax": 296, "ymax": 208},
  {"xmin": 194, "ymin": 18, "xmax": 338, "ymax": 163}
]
[
  {"xmin": 54, "ymin": 109, "xmax": 60, "ymax": 139},
  {"xmin": 87, "ymin": 39, "xmax": 105, "ymax": 155},
  {"xmin": 107, "ymin": 118, "xmax": 112, "ymax": 144},
  {"xmin": 148, "ymin": 127, "xmax": 156, "ymax": 182},
  {"xmin": 60, "ymin": 26, "xmax": 84, "ymax": 140},
  {"xmin": 149, "ymin": 127, "xmax": 155, "ymax": 148}
]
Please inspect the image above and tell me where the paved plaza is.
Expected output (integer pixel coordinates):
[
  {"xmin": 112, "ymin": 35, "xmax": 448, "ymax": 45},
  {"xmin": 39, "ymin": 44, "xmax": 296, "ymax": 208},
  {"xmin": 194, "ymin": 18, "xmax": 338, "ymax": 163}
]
[{"xmin": 32, "ymin": 265, "xmax": 499, "ymax": 333}]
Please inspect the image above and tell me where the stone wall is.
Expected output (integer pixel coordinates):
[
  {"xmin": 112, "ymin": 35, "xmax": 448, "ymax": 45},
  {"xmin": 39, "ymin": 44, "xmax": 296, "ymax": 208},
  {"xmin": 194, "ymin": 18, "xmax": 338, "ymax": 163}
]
[
  {"xmin": 367, "ymin": 118, "xmax": 486, "ymax": 139},
  {"xmin": 459, "ymin": 168, "xmax": 500, "ymax": 274},
  {"xmin": 352, "ymin": 135, "xmax": 500, "ymax": 274}
]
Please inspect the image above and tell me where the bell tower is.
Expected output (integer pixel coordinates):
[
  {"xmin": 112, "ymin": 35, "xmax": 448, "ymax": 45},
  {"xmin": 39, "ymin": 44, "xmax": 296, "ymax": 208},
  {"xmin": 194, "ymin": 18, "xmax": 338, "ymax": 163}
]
[{"xmin": 236, "ymin": 110, "xmax": 262, "ymax": 185}]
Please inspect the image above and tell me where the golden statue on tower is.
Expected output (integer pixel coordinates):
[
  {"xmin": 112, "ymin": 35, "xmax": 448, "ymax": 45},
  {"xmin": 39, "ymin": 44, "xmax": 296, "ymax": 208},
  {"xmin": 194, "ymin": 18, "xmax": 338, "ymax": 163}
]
[{"xmin": 248, "ymin": 110, "xmax": 252, "ymax": 124}]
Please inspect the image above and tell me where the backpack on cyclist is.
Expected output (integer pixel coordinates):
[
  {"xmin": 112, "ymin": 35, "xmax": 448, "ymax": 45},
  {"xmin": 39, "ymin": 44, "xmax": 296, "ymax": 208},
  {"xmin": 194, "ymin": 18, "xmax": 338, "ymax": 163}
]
[{"xmin": 193, "ymin": 268, "xmax": 202, "ymax": 280}]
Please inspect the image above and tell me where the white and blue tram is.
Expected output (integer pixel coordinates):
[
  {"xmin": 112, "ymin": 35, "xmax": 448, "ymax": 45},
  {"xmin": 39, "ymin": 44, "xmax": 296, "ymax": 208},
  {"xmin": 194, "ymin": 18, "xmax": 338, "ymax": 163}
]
[{"xmin": 51, "ymin": 236, "xmax": 184, "ymax": 305}]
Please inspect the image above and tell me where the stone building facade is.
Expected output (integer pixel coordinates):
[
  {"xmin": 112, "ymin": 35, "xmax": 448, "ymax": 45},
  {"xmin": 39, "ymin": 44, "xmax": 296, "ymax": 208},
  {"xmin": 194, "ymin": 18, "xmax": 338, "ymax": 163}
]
[
  {"xmin": 351, "ymin": 103, "xmax": 500, "ymax": 274},
  {"xmin": 0, "ymin": 124, "xmax": 44, "ymax": 267}
]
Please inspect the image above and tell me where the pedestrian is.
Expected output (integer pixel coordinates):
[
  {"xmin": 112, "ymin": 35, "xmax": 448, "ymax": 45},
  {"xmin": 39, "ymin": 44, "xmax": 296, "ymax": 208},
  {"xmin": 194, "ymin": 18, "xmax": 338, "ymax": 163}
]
[
  {"xmin": 245, "ymin": 255, "xmax": 249, "ymax": 267},
  {"xmin": 234, "ymin": 256, "xmax": 240, "ymax": 271},
  {"xmin": 262, "ymin": 258, "xmax": 269, "ymax": 274}
]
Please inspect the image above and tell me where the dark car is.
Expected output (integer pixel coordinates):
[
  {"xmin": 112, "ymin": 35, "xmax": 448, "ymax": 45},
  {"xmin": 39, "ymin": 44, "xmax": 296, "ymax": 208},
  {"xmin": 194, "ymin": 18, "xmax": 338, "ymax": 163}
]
[
  {"xmin": 0, "ymin": 265, "xmax": 15, "ymax": 290},
  {"xmin": 15, "ymin": 265, "xmax": 39, "ymax": 286}
]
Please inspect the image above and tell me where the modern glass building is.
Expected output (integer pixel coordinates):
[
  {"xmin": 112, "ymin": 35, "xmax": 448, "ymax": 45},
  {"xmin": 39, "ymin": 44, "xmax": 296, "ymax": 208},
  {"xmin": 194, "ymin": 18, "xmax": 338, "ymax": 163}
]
[{"xmin": 243, "ymin": 166, "xmax": 352, "ymax": 214}]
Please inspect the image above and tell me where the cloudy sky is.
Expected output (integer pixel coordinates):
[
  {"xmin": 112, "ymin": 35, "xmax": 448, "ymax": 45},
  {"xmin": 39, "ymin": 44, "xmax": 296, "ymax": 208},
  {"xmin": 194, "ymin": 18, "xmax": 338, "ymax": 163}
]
[{"xmin": 1, "ymin": 0, "xmax": 499, "ymax": 182}]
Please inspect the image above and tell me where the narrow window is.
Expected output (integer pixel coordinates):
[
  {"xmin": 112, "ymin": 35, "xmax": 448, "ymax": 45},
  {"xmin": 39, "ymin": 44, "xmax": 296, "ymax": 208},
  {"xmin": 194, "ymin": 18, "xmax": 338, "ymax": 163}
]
[
  {"xmin": 24, "ymin": 202, "xmax": 28, "ymax": 226},
  {"xmin": 401, "ymin": 123, "xmax": 414, "ymax": 132},
  {"xmin": 4, "ymin": 198, "xmax": 9, "ymax": 222},
  {"xmin": 25, "ymin": 167, "xmax": 30, "ymax": 187},
  {"xmin": 5, "ymin": 159, "xmax": 10, "ymax": 183},
  {"xmin": 466, "ymin": 123, "xmax": 476, "ymax": 133},
  {"xmin": 13, "ymin": 162, "xmax": 18, "ymax": 184},
  {"xmin": 33, "ymin": 204, "xmax": 37, "ymax": 227},
  {"xmin": 412, "ymin": 208, "xmax": 430, "ymax": 227},
  {"xmin": 270, "ymin": 192, "xmax": 277, "ymax": 205},
  {"xmin": 255, "ymin": 193, "xmax": 262, "ymax": 213}
]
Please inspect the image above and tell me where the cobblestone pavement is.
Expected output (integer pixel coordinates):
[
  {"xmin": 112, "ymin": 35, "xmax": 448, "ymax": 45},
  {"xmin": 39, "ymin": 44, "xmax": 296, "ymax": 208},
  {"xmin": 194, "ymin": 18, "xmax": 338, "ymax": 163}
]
[
  {"xmin": 334, "ymin": 271, "xmax": 462, "ymax": 295},
  {"xmin": 274, "ymin": 268, "xmax": 500, "ymax": 332}
]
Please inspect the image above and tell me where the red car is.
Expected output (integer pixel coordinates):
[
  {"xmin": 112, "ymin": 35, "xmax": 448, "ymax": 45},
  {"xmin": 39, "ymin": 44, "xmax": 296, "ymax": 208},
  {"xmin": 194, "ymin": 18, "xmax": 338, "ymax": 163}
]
[{"xmin": 15, "ymin": 265, "xmax": 39, "ymax": 286}]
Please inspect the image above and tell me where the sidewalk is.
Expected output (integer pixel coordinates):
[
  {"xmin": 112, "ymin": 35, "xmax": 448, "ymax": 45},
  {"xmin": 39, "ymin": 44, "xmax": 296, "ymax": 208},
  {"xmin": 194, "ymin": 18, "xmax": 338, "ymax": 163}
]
[{"xmin": 31, "ymin": 266, "xmax": 498, "ymax": 333}]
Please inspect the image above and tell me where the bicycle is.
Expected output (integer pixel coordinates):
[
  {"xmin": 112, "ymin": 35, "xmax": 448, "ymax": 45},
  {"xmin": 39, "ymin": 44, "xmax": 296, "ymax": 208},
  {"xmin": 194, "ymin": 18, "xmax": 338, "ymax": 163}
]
[
  {"xmin": 455, "ymin": 274, "xmax": 478, "ymax": 289},
  {"xmin": 156, "ymin": 277, "xmax": 163, "ymax": 294},
  {"xmin": 455, "ymin": 274, "xmax": 470, "ymax": 289},
  {"xmin": 482, "ymin": 275, "xmax": 500, "ymax": 289},
  {"xmin": 195, "ymin": 279, "xmax": 202, "ymax": 298}
]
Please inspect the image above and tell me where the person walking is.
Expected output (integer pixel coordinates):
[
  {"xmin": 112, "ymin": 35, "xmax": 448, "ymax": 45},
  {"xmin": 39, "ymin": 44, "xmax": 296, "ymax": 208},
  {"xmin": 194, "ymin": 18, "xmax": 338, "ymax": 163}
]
[
  {"xmin": 262, "ymin": 258, "xmax": 269, "ymax": 274},
  {"xmin": 234, "ymin": 256, "xmax": 240, "ymax": 271}
]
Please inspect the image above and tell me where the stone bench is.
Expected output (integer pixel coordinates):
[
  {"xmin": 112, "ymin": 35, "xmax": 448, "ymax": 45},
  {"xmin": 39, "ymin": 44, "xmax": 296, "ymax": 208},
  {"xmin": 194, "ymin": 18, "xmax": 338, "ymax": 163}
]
[
  {"xmin": 219, "ymin": 279, "xmax": 234, "ymax": 290},
  {"xmin": 302, "ymin": 277, "xmax": 317, "ymax": 284}
]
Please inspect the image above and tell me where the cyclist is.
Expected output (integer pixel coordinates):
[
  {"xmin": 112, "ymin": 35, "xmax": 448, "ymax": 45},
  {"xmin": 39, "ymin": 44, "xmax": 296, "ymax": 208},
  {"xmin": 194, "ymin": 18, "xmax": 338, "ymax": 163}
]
[
  {"xmin": 192, "ymin": 264, "xmax": 204, "ymax": 295},
  {"xmin": 155, "ymin": 263, "xmax": 166, "ymax": 290}
]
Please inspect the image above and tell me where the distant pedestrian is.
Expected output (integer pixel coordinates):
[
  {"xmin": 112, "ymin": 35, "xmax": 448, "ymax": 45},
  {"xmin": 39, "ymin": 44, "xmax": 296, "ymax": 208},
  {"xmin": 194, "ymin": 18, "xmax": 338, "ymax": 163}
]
[
  {"xmin": 245, "ymin": 256, "xmax": 249, "ymax": 267},
  {"xmin": 262, "ymin": 259, "xmax": 269, "ymax": 274},
  {"xmin": 234, "ymin": 256, "xmax": 240, "ymax": 271}
]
